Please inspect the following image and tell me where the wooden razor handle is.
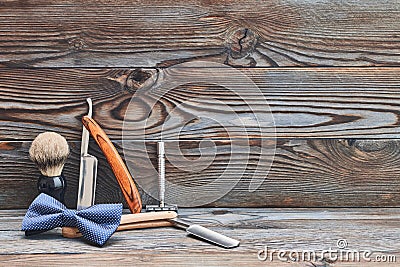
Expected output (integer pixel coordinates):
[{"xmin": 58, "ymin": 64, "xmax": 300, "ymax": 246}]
[
  {"xmin": 62, "ymin": 220, "xmax": 174, "ymax": 238},
  {"xmin": 82, "ymin": 116, "xmax": 142, "ymax": 213},
  {"xmin": 62, "ymin": 211, "xmax": 177, "ymax": 238},
  {"xmin": 119, "ymin": 211, "xmax": 177, "ymax": 224}
]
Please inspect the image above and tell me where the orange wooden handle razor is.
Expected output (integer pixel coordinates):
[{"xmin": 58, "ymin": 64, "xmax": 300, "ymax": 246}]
[{"xmin": 82, "ymin": 116, "xmax": 142, "ymax": 213}]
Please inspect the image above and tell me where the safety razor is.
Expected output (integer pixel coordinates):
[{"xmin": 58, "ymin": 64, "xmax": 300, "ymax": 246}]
[{"xmin": 146, "ymin": 141, "xmax": 178, "ymax": 212}]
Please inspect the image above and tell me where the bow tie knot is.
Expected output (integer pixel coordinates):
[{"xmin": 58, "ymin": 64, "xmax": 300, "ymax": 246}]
[
  {"xmin": 62, "ymin": 209, "xmax": 77, "ymax": 226},
  {"xmin": 22, "ymin": 193, "xmax": 123, "ymax": 246}
]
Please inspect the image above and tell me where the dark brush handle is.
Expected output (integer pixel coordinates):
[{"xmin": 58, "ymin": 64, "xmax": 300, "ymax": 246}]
[
  {"xmin": 37, "ymin": 174, "xmax": 66, "ymax": 202},
  {"xmin": 82, "ymin": 116, "xmax": 142, "ymax": 213},
  {"xmin": 26, "ymin": 175, "xmax": 67, "ymax": 236}
]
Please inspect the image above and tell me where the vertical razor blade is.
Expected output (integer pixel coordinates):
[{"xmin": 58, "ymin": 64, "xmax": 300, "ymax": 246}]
[
  {"xmin": 77, "ymin": 98, "xmax": 98, "ymax": 210},
  {"xmin": 77, "ymin": 155, "xmax": 98, "ymax": 210}
]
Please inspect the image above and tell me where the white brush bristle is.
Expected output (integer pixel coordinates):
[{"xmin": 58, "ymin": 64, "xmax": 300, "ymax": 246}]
[{"xmin": 29, "ymin": 132, "xmax": 70, "ymax": 177}]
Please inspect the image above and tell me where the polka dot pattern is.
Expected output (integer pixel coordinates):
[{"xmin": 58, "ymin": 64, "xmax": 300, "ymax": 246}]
[{"xmin": 21, "ymin": 193, "xmax": 122, "ymax": 246}]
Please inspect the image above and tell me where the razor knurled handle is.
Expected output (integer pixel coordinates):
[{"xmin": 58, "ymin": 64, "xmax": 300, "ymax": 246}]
[{"xmin": 82, "ymin": 116, "xmax": 142, "ymax": 213}]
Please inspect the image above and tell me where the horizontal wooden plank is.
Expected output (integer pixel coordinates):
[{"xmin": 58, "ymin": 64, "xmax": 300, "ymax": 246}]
[
  {"xmin": 0, "ymin": 208, "xmax": 398, "ymax": 266},
  {"xmin": 1, "ymin": 139, "xmax": 399, "ymax": 209},
  {"xmin": 0, "ymin": 0, "xmax": 399, "ymax": 67},
  {"xmin": 2, "ymin": 67, "xmax": 400, "ymax": 140}
]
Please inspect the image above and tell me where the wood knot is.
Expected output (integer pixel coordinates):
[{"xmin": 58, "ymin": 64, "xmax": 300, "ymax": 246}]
[
  {"xmin": 68, "ymin": 38, "xmax": 86, "ymax": 51},
  {"xmin": 225, "ymin": 28, "xmax": 257, "ymax": 59},
  {"xmin": 107, "ymin": 69, "xmax": 159, "ymax": 93},
  {"xmin": 346, "ymin": 139, "xmax": 388, "ymax": 152},
  {"xmin": 126, "ymin": 69, "xmax": 152, "ymax": 91}
]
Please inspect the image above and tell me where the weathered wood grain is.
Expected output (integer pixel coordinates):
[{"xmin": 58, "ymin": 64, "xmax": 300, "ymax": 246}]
[
  {"xmin": 2, "ymin": 67, "xmax": 400, "ymax": 140},
  {"xmin": 0, "ymin": 208, "xmax": 398, "ymax": 266},
  {"xmin": 0, "ymin": 0, "xmax": 399, "ymax": 67},
  {"xmin": 0, "ymin": 141, "xmax": 157, "ymax": 210},
  {"xmin": 1, "ymin": 139, "xmax": 399, "ymax": 209}
]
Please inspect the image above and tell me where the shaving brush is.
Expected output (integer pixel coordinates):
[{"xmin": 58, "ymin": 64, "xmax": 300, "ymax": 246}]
[{"xmin": 29, "ymin": 132, "xmax": 69, "ymax": 203}]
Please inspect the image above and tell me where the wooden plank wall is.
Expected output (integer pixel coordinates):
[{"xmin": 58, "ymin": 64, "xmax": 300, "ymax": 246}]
[{"xmin": 1, "ymin": 0, "xmax": 400, "ymax": 209}]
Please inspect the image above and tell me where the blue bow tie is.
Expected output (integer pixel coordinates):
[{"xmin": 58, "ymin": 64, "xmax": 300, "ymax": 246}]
[{"xmin": 22, "ymin": 193, "xmax": 122, "ymax": 246}]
